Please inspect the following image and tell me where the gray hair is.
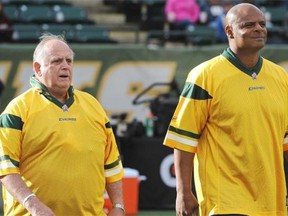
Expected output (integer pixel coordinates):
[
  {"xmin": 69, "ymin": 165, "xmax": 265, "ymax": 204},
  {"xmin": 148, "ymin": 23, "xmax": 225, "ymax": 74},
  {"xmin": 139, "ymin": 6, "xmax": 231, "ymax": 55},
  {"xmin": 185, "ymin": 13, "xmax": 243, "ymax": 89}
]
[{"xmin": 33, "ymin": 32, "xmax": 75, "ymax": 63}]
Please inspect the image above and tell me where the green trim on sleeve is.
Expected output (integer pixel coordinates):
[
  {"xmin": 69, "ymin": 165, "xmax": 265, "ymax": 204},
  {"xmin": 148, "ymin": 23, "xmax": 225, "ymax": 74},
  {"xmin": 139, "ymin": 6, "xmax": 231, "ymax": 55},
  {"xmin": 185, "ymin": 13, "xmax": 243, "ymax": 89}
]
[
  {"xmin": 0, "ymin": 113, "xmax": 23, "ymax": 130},
  {"xmin": 104, "ymin": 156, "xmax": 121, "ymax": 169},
  {"xmin": 181, "ymin": 82, "xmax": 212, "ymax": 99},
  {"xmin": 105, "ymin": 122, "xmax": 111, "ymax": 128},
  {"xmin": 0, "ymin": 155, "xmax": 20, "ymax": 167},
  {"xmin": 169, "ymin": 125, "xmax": 200, "ymax": 139}
]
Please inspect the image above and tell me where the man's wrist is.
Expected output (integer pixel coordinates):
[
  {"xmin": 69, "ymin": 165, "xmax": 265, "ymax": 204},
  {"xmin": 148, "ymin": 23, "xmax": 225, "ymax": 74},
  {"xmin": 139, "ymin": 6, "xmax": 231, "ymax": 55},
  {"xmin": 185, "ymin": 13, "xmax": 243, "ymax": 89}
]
[
  {"xmin": 113, "ymin": 203, "xmax": 125, "ymax": 212},
  {"xmin": 22, "ymin": 193, "xmax": 36, "ymax": 207}
]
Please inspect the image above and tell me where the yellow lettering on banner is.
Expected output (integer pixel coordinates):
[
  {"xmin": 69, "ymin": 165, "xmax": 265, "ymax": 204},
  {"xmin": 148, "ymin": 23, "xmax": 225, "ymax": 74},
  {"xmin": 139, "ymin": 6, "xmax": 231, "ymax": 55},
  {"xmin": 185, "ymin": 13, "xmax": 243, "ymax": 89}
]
[
  {"xmin": 72, "ymin": 61, "xmax": 102, "ymax": 90},
  {"xmin": 97, "ymin": 61, "xmax": 177, "ymax": 122},
  {"xmin": 13, "ymin": 61, "xmax": 33, "ymax": 96},
  {"xmin": 0, "ymin": 61, "xmax": 12, "ymax": 84}
]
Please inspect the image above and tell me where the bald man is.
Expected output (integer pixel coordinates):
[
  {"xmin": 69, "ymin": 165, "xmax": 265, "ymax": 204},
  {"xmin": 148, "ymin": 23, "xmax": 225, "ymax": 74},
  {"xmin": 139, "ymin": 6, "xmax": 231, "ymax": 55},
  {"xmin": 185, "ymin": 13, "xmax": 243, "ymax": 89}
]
[{"xmin": 164, "ymin": 3, "xmax": 288, "ymax": 216}]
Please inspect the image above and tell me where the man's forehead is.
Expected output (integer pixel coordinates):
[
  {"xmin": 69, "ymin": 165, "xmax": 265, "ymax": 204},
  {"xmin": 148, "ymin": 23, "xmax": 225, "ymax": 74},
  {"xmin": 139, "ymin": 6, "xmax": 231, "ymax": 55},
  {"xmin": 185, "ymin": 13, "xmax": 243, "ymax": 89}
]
[
  {"xmin": 236, "ymin": 6, "xmax": 264, "ymax": 18},
  {"xmin": 43, "ymin": 43, "xmax": 73, "ymax": 58},
  {"xmin": 42, "ymin": 51, "xmax": 73, "ymax": 64},
  {"xmin": 236, "ymin": 14, "xmax": 265, "ymax": 24},
  {"xmin": 49, "ymin": 54, "xmax": 72, "ymax": 59},
  {"xmin": 229, "ymin": 8, "xmax": 265, "ymax": 24},
  {"xmin": 227, "ymin": 4, "xmax": 264, "ymax": 22}
]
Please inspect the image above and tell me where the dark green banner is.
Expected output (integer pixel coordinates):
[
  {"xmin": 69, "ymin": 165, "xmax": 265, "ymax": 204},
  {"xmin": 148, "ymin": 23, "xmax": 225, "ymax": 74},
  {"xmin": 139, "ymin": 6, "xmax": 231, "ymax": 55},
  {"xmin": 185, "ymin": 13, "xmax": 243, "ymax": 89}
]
[{"xmin": 0, "ymin": 44, "xmax": 287, "ymax": 122}]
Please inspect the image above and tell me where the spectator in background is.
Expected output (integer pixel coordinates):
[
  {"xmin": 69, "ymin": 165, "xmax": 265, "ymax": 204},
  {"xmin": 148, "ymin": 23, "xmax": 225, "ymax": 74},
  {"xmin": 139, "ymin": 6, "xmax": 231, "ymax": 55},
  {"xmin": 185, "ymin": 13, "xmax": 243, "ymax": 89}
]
[
  {"xmin": 165, "ymin": 0, "xmax": 200, "ymax": 30},
  {"xmin": 209, "ymin": 0, "xmax": 234, "ymax": 43},
  {"xmin": 197, "ymin": 0, "xmax": 215, "ymax": 24},
  {"xmin": 0, "ymin": 3, "xmax": 12, "ymax": 42}
]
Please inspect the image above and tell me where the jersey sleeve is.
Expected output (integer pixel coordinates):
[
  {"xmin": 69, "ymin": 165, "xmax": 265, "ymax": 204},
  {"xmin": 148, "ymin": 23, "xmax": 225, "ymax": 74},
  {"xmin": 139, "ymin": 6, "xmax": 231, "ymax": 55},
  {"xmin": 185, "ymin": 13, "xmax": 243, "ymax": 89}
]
[
  {"xmin": 104, "ymin": 118, "xmax": 124, "ymax": 183},
  {"xmin": 164, "ymin": 64, "xmax": 212, "ymax": 153},
  {"xmin": 0, "ymin": 99, "xmax": 23, "ymax": 176}
]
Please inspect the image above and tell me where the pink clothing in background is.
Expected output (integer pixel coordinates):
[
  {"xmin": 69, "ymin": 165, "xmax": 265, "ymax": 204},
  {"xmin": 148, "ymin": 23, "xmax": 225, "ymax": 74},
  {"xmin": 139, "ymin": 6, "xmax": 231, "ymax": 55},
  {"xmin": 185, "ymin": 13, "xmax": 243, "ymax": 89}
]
[{"xmin": 165, "ymin": 0, "xmax": 200, "ymax": 24}]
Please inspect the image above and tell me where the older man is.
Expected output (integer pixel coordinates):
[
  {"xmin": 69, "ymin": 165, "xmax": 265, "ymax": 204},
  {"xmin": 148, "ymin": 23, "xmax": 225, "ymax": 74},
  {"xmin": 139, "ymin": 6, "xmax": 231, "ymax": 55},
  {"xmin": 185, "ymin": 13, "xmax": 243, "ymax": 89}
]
[{"xmin": 0, "ymin": 33, "xmax": 125, "ymax": 216}]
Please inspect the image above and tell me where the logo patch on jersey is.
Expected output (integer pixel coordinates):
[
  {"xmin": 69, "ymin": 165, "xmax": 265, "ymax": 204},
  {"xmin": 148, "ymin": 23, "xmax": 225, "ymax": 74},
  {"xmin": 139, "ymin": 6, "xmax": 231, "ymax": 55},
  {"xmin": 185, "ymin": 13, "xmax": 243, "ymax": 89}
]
[
  {"xmin": 62, "ymin": 104, "xmax": 69, "ymax": 112},
  {"xmin": 59, "ymin": 118, "xmax": 77, "ymax": 121},
  {"xmin": 248, "ymin": 86, "xmax": 265, "ymax": 91},
  {"xmin": 251, "ymin": 72, "xmax": 257, "ymax": 80}
]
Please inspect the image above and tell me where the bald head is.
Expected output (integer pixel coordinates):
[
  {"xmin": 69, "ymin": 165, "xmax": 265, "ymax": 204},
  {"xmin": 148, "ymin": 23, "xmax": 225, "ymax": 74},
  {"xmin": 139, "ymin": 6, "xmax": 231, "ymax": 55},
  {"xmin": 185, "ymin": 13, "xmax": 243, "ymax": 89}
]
[
  {"xmin": 223, "ymin": 2, "xmax": 267, "ymax": 53},
  {"xmin": 225, "ymin": 3, "xmax": 264, "ymax": 26}
]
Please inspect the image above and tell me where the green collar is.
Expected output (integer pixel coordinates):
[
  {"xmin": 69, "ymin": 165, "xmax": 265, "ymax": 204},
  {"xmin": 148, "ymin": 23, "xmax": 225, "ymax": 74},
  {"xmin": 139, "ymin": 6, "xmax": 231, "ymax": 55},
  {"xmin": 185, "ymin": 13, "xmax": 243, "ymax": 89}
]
[
  {"xmin": 222, "ymin": 48, "xmax": 263, "ymax": 78},
  {"xmin": 30, "ymin": 75, "xmax": 74, "ymax": 111}
]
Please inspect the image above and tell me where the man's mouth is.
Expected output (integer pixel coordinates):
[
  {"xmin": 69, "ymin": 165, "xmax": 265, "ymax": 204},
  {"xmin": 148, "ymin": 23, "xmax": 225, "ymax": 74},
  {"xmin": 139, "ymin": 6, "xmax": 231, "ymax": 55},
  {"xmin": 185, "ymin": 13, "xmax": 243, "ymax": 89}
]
[{"xmin": 59, "ymin": 75, "xmax": 68, "ymax": 78}]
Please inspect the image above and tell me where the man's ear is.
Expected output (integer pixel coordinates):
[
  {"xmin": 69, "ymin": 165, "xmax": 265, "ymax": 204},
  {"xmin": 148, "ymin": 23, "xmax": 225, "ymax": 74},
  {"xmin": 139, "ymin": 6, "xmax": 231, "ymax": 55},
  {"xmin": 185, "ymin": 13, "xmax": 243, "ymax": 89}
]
[
  {"xmin": 33, "ymin": 62, "xmax": 41, "ymax": 76},
  {"xmin": 225, "ymin": 25, "xmax": 234, "ymax": 39}
]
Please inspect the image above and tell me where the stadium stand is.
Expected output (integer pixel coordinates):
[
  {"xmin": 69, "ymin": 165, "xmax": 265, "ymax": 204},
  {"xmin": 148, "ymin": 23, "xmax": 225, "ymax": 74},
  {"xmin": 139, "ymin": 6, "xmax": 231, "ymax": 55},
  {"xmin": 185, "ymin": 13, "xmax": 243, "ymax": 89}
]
[
  {"xmin": 40, "ymin": 23, "xmax": 75, "ymax": 41},
  {"xmin": 141, "ymin": 0, "xmax": 218, "ymax": 46},
  {"xmin": 263, "ymin": 5, "xmax": 288, "ymax": 43},
  {"xmin": 12, "ymin": 23, "xmax": 40, "ymax": 43},
  {"xmin": 1, "ymin": 0, "xmax": 31, "ymax": 5},
  {"xmin": 1, "ymin": 0, "xmax": 288, "ymax": 45},
  {"xmin": 1, "ymin": 0, "xmax": 118, "ymax": 44},
  {"xmin": 52, "ymin": 4, "xmax": 94, "ymax": 24},
  {"xmin": 146, "ymin": 24, "xmax": 217, "ymax": 46},
  {"xmin": 18, "ymin": 5, "xmax": 55, "ymax": 23},
  {"xmin": 73, "ymin": 24, "xmax": 117, "ymax": 43},
  {"xmin": 140, "ymin": 0, "xmax": 166, "ymax": 31},
  {"xmin": 0, "ymin": 2, "xmax": 13, "ymax": 42},
  {"xmin": 2, "ymin": 4, "xmax": 18, "ymax": 22},
  {"xmin": 33, "ymin": 0, "xmax": 71, "ymax": 5}
]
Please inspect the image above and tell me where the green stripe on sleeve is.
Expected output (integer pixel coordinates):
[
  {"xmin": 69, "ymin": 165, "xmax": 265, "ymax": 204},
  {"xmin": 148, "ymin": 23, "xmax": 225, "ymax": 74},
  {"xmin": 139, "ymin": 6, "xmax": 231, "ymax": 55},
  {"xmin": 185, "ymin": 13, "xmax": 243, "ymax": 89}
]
[
  {"xmin": 0, "ymin": 114, "xmax": 23, "ymax": 130},
  {"xmin": 104, "ymin": 156, "xmax": 121, "ymax": 169},
  {"xmin": 0, "ymin": 155, "xmax": 20, "ymax": 167},
  {"xmin": 105, "ymin": 121, "xmax": 111, "ymax": 128},
  {"xmin": 169, "ymin": 125, "xmax": 200, "ymax": 139},
  {"xmin": 181, "ymin": 83, "xmax": 212, "ymax": 100}
]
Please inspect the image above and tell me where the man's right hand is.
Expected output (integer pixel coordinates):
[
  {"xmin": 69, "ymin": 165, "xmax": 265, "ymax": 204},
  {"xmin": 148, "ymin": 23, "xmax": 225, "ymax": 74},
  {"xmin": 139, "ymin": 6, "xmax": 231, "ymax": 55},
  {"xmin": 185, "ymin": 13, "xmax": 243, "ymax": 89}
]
[{"xmin": 176, "ymin": 192, "xmax": 199, "ymax": 216}]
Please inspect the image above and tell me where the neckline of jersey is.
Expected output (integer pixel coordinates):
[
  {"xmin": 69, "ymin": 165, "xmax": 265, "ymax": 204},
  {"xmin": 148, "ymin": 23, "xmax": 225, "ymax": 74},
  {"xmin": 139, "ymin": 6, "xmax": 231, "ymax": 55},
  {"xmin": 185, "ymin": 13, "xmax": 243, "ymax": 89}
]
[{"xmin": 222, "ymin": 48, "xmax": 263, "ymax": 77}]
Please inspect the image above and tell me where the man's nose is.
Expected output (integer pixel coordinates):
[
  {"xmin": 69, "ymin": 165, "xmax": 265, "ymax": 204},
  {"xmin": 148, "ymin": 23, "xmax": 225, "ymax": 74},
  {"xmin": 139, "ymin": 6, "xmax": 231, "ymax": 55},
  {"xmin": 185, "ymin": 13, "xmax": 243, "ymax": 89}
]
[
  {"xmin": 62, "ymin": 59, "xmax": 70, "ymax": 67},
  {"xmin": 255, "ymin": 23, "xmax": 265, "ymax": 31}
]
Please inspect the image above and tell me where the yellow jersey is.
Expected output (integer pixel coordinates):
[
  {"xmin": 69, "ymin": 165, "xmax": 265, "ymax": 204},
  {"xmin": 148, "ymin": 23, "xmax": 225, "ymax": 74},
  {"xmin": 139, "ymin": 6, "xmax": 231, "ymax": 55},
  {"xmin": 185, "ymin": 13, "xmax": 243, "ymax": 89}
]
[
  {"xmin": 0, "ymin": 76, "xmax": 124, "ymax": 216},
  {"xmin": 164, "ymin": 48, "xmax": 288, "ymax": 216}
]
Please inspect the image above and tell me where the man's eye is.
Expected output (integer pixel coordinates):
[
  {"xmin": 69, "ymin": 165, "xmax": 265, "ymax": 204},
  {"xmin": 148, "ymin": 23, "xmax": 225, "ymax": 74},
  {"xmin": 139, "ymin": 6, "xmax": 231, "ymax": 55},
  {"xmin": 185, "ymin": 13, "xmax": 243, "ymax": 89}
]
[
  {"xmin": 53, "ymin": 59, "xmax": 61, "ymax": 63},
  {"xmin": 244, "ymin": 23, "xmax": 254, "ymax": 27}
]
